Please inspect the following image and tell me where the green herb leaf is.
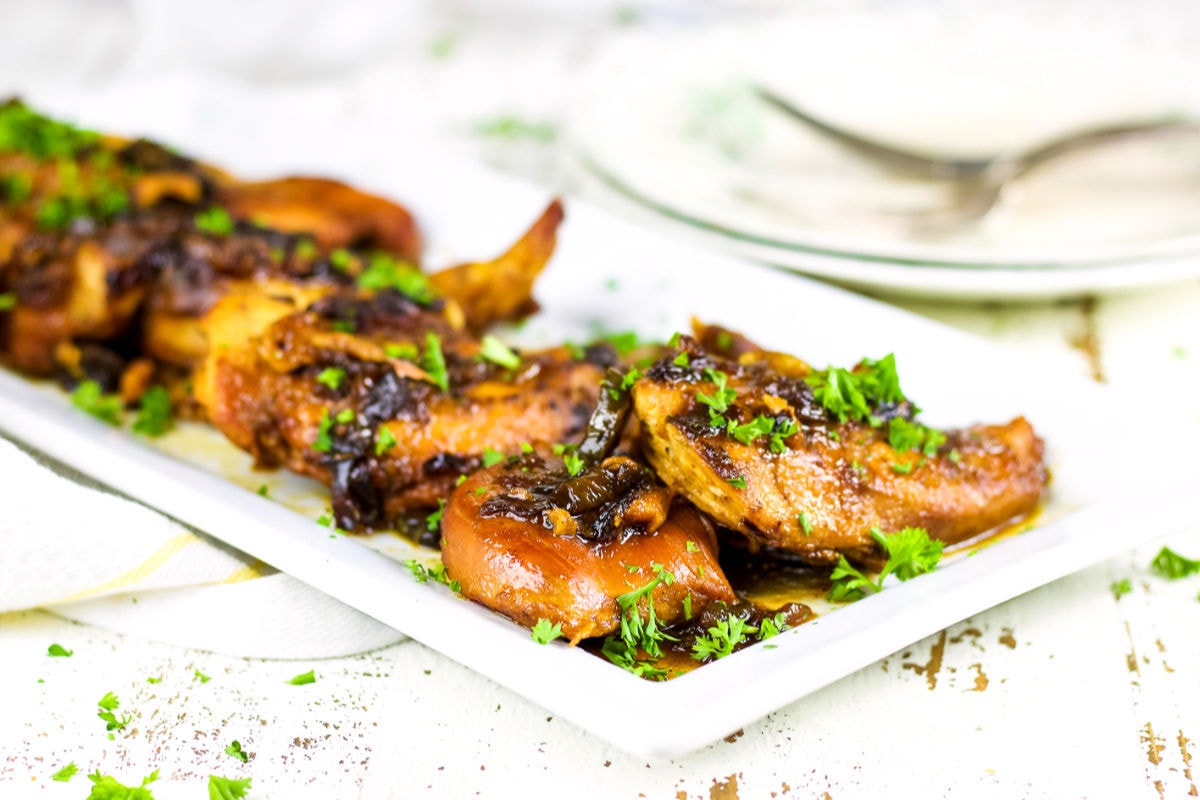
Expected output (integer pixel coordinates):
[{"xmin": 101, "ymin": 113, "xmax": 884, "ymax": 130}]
[
  {"xmin": 727, "ymin": 475, "xmax": 746, "ymax": 489},
  {"xmin": 316, "ymin": 367, "xmax": 346, "ymax": 390},
  {"xmin": 481, "ymin": 447, "xmax": 505, "ymax": 468},
  {"xmin": 194, "ymin": 669, "xmax": 211, "ymax": 684},
  {"xmin": 422, "ymin": 332, "xmax": 449, "ymax": 392},
  {"xmin": 224, "ymin": 740, "xmax": 249, "ymax": 763},
  {"xmin": 426, "ymin": 499, "xmax": 446, "ymax": 532},
  {"xmin": 374, "ymin": 425, "xmax": 397, "ymax": 456},
  {"xmin": 478, "ymin": 335, "xmax": 521, "ymax": 370},
  {"xmin": 194, "ymin": 206, "xmax": 234, "ymax": 236},
  {"xmin": 132, "ymin": 386, "xmax": 173, "ymax": 437},
  {"xmin": 208, "ymin": 775, "xmax": 253, "ymax": 800},
  {"xmin": 798, "ymin": 512, "xmax": 813, "ymax": 536},
  {"xmin": 329, "ymin": 248, "xmax": 353, "ymax": 272},
  {"xmin": 1110, "ymin": 578, "xmax": 1132, "ymax": 600},
  {"xmin": 47, "ymin": 643, "xmax": 73, "ymax": 657},
  {"xmin": 357, "ymin": 253, "xmax": 435, "ymax": 303},
  {"xmin": 828, "ymin": 526, "xmax": 942, "ymax": 602},
  {"xmin": 96, "ymin": 691, "xmax": 131, "ymax": 732},
  {"xmin": 563, "ymin": 452, "xmax": 585, "ymax": 477},
  {"xmin": 0, "ymin": 292, "xmax": 16, "ymax": 311},
  {"xmin": 71, "ymin": 380, "xmax": 123, "ymax": 425},
  {"xmin": 286, "ymin": 670, "xmax": 315, "ymax": 686},
  {"xmin": 86, "ymin": 768, "xmax": 158, "ymax": 800},
  {"xmin": 385, "ymin": 342, "xmax": 419, "ymax": 361},
  {"xmin": 600, "ymin": 564, "xmax": 677, "ymax": 679},
  {"xmin": 1150, "ymin": 547, "xmax": 1200, "ymax": 580},
  {"xmin": 531, "ymin": 618, "xmax": 564, "ymax": 645},
  {"xmin": 312, "ymin": 409, "xmax": 335, "ymax": 452},
  {"xmin": 691, "ymin": 614, "xmax": 757, "ymax": 661},
  {"xmin": 51, "ymin": 762, "xmax": 78, "ymax": 782},
  {"xmin": 805, "ymin": 354, "xmax": 907, "ymax": 425}
]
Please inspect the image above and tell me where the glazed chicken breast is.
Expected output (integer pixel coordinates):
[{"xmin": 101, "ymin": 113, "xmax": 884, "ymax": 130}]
[{"xmin": 632, "ymin": 336, "xmax": 1046, "ymax": 564}]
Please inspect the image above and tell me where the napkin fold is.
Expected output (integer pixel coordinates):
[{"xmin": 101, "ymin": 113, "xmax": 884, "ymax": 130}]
[{"xmin": 0, "ymin": 438, "xmax": 405, "ymax": 658}]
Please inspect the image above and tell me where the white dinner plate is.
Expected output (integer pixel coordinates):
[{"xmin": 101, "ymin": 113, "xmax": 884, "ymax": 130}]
[
  {"xmin": 2, "ymin": 111, "xmax": 1199, "ymax": 758},
  {"xmin": 565, "ymin": 7, "xmax": 1200, "ymax": 299}
]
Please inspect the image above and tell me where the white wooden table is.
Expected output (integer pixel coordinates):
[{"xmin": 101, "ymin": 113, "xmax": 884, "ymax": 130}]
[{"xmin": 2, "ymin": 2, "xmax": 1198, "ymax": 797}]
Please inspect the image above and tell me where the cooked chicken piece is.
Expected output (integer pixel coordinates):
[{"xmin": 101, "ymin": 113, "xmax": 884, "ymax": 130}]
[
  {"xmin": 216, "ymin": 177, "xmax": 421, "ymax": 264},
  {"xmin": 631, "ymin": 337, "xmax": 1046, "ymax": 564},
  {"xmin": 197, "ymin": 285, "xmax": 606, "ymax": 530},
  {"xmin": 441, "ymin": 453, "xmax": 734, "ymax": 644},
  {"xmin": 430, "ymin": 199, "xmax": 562, "ymax": 330}
]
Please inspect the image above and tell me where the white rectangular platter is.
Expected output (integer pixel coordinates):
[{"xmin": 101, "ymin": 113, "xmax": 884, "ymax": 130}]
[{"xmin": 2, "ymin": 125, "xmax": 1197, "ymax": 758}]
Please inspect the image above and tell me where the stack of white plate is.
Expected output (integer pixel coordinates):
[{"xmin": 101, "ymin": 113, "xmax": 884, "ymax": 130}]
[{"xmin": 564, "ymin": 7, "xmax": 1200, "ymax": 300}]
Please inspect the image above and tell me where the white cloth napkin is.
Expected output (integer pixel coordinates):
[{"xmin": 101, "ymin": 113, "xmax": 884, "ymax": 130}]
[{"xmin": 0, "ymin": 438, "xmax": 405, "ymax": 658}]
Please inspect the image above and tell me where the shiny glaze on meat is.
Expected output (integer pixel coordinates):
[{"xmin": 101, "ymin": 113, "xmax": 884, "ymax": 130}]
[
  {"xmin": 441, "ymin": 453, "xmax": 734, "ymax": 644},
  {"xmin": 198, "ymin": 285, "xmax": 605, "ymax": 529},
  {"xmin": 632, "ymin": 338, "xmax": 1046, "ymax": 564}
]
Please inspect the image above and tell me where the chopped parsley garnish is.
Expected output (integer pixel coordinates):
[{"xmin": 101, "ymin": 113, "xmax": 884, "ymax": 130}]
[
  {"xmin": 312, "ymin": 410, "xmax": 335, "ymax": 452},
  {"xmin": 316, "ymin": 367, "xmax": 346, "ymax": 390},
  {"xmin": 0, "ymin": 292, "xmax": 16, "ymax": 311},
  {"xmin": 600, "ymin": 564, "xmax": 676, "ymax": 679},
  {"xmin": 805, "ymin": 354, "xmax": 906, "ymax": 425},
  {"xmin": 71, "ymin": 380, "xmax": 123, "ymax": 425},
  {"xmin": 685, "ymin": 540, "xmax": 700, "ymax": 553},
  {"xmin": 256, "ymin": 485, "xmax": 269, "ymax": 498},
  {"xmin": 51, "ymin": 762, "xmax": 78, "ymax": 782},
  {"xmin": 208, "ymin": 775, "xmax": 252, "ymax": 799},
  {"xmin": 828, "ymin": 526, "xmax": 943, "ymax": 602},
  {"xmin": 478, "ymin": 334, "xmax": 521, "ymax": 370},
  {"xmin": 357, "ymin": 253, "xmax": 436, "ymax": 304},
  {"xmin": 727, "ymin": 415, "xmax": 773, "ymax": 445},
  {"xmin": 422, "ymin": 332, "xmax": 449, "ymax": 392},
  {"xmin": 335, "ymin": 408, "xmax": 354, "ymax": 424},
  {"xmin": 194, "ymin": 669, "xmax": 211, "ymax": 684},
  {"xmin": 890, "ymin": 462, "xmax": 914, "ymax": 475},
  {"xmin": 286, "ymin": 670, "xmax": 316, "ymax": 686},
  {"xmin": 329, "ymin": 248, "xmax": 353, "ymax": 271},
  {"xmin": 194, "ymin": 206, "xmax": 234, "ymax": 236},
  {"xmin": 756, "ymin": 611, "xmax": 790, "ymax": 641},
  {"xmin": 402, "ymin": 559, "xmax": 459, "ymax": 591},
  {"xmin": 531, "ymin": 618, "xmax": 564, "ymax": 645},
  {"xmin": 727, "ymin": 475, "xmax": 746, "ymax": 489},
  {"xmin": 481, "ymin": 447, "xmax": 505, "ymax": 468},
  {"xmin": 696, "ymin": 368, "xmax": 736, "ymax": 427},
  {"xmin": 1149, "ymin": 547, "xmax": 1200, "ymax": 580},
  {"xmin": 97, "ymin": 691, "xmax": 131, "ymax": 732},
  {"xmin": 620, "ymin": 367, "xmax": 642, "ymax": 391},
  {"xmin": 887, "ymin": 417, "xmax": 945, "ymax": 456},
  {"xmin": 0, "ymin": 101, "xmax": 99, "ymax": 159},
  {"xmin": 47, "ymin": 643, "xmax": 73, "ymax": 657},
  {"xmin": 132, "ymin": 386, "xmax": 173, "ymax": 437},
  {"xmin": 563, "ymin": 452, "xmax": 585, "ymax": 477},
  {"xmin": 385, "ymin": 342, "xmax": 419, "ymax": 360},
  {"xmin": 691, "ymin": 616, "xmax": 756, "ymax": 661},
  {"xmin": 673, "ymin": 351, "xmax": 690, "ymax": 367},
  {"xmin": 146, "ymin": 676, "xmax": 162, "ymax": 684},
  {"xmin": 0, "ymin": 173, "xmax": 31, "ymax": 203},
  {"xmin": 425, "ymin": 499, "xmax": 446, "ymax": 532},
  {"xmin": 224, "ymin": 740, "xmax": 249, "ymax": 763},
  {"xmin": 86, "ymin": 769, "xmax": 158, "ymax": 799},
  {"xmin": 596, "ymin": 330, "xmax": 641, "ymax": 356},
  {"xmin": 375, "ymin": 425, "xmax": 397, "ymax": 455},
  {"xmin": 1110, "ymin": 578, "xmax": 1132, "ymax": 600},
  {"xmin": 798, "ymin": 512, "xmax": 813, "ymax": 536}
]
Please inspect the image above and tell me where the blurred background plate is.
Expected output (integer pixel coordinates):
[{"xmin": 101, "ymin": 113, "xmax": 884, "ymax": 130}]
[{"xmin": 565, "ymin": 6, "xmax": 1200, "ymax": 298}]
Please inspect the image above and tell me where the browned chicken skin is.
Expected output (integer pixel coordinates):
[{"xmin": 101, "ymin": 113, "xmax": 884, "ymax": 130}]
[
  {"xmin": 632, "ymin": 337, "xmax": 1046, "ymax": 564},
  {"xmin": 441, "ymin": 453, "xmax": 735, "ymax": 644}
]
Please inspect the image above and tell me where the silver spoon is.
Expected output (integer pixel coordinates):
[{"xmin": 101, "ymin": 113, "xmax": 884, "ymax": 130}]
[{"xmin": 752, "ymin": 85, "xmax": 1200, "ymax": 230}]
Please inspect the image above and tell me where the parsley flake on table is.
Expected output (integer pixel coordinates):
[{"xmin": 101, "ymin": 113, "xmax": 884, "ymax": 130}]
[
  {"xmin": 47, "ymin": 643, "xmax": 73, "ymax": 657},
  {"xmin": 51, "ymin": 762, "xmax": 77, "ymax": 782},
  {"xmin": 96, "ymin": 691, "xmax": 131, "ymax": 732},
  {"xmin": 828, "ymin": 526, "xmax": 943, "ymax": 602},
  {"xmin": 225, "ymin": 740, "xmax": 249, "ymax": 763},
  {"xmin": 1110, "ymin": 578, "xmax": 1132, "ymax": 600},
  {"xmin": 287, "ymin": 670, "xmax": 316, "ymax": 686},
  {"xmin": 478, "ymin": 334, "xmax": 521, "ymax": 370},
  {"xmin": 71, "ymin": 380, "xmax": 123, "ymax": 425},
  {"xmin": 530, "ymin": 618, "xmax": 564, "ymax": 645},
  {"xmin": 316, "ymin": 366, "xmax": 346, "ymax": 390},
  {"xmin": 1149, "ymin": 547, "xmax": 1200, "ymax": 580},
  {"xmin": 194, "ymin": 669, "xmax": 211, "ymax": 684},
  {"xmin": 132, "ymin": 385, "xmax": 173, "ymax": 437},
  {"xmin": 208, "ymin": 775, "xmax": 253, "ymax": 800},
  {"xmin": 86, "ymin": 768, "xmax": 158, "ymax": 800}
]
